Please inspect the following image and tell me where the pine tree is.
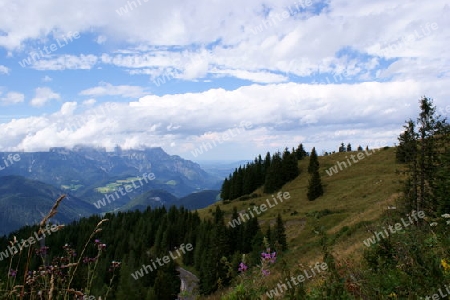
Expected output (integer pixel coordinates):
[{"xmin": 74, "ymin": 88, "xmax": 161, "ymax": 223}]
[
  {"xmin": 346, "ymin": 143, "xmax": 352, "ymax": 152},
  {"xmin": 296, "ymin": 143, "xmax": 307, "ymax": 160},
  {"xmin": 396, "ymin": 120, "xmax": 417, "ymax": 163},
  {"xmin": 263, "ymin": 151, "xmax": 271, "ymax": 176},
  {"xmin": 274, "ymin": 213, "xmax": 287, "ymax": 251},
  {"xmin": 307, "ymin": 148, "xmax": 323, "ymax": 201},
  {"xmin": 221, "ymin": 178, "xmax": 230, "ymax": 200},
  {"xmin": 307, "ymin": 169, "xmax": 324, "ymax": 201},
  {"xmin": 264, "ymin": 152, "xmax": 283, "ymax": 193},
  {"xmin": 308, "ymin": 147, "xmax": 319, "ymax": 174},
  {"xmin": 339, "ymin": 143, "xmax": 346, "ymax": 152},
  {"xmin": 281, "ymin": 147, "xmax": 299, "ymax": 182},
  {"xmin": 400, "ymin": 97, "xmax": 447, "ymax": 215}
]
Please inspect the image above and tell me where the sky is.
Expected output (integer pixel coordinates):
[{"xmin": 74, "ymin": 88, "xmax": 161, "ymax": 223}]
[{"xmin": 0, "ymin": 0, "xmax": 449, "ymax": 161}]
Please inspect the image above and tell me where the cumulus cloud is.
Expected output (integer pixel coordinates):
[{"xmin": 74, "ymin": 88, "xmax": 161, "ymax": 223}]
[
  {"xmin": 0, "ymin": 0, "xmax": 448, "ymax": 158},
  {"xmin": 1, "ymin": 79, "xmax": 448, "ymax": 158},
  {"xmin": 30, "ymin": 87, "xmax": 60, "ymax": 107},
  {"xmin": 0, "ymin": 91, "xmax": 25, "ymax": 105}
]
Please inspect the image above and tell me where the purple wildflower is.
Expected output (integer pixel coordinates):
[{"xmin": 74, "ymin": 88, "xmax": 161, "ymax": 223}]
[{"xmin": 238, "ymin": 262, "xmax": 248, "ymax": 272}]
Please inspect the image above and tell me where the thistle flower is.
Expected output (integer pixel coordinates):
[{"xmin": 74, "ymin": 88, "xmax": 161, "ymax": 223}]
[
  {"xmin": 238, "ymin": 262, "xmax": 248, "ymax": 272},
  {"xmin": 109, "ymin": 261, "xmax": 121, "ymax": 272}
]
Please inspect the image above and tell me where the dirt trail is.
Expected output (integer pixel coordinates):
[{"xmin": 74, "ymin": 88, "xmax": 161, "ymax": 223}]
[{"xmin": 177, "ymin": 267, "xmax": 199, "ymax": 300}]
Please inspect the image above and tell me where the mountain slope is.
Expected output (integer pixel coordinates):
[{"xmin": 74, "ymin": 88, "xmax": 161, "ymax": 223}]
[
  {"xmin": 0, "ymin": 146, "xmax": 221, "ymax": 203},
  {"xmin": 177, "ymin": 190, "xmax": 220, "ymax": 210},
  {"xmin": 197, "ymin": 146, "xmax": 406, "ymax": 298},
  {"xmin": 120, "ymin": 189, "xmax": 179, "ymax": 211},
  {"xmin": 0, "ymin": 176, "xmax": 96, "ymax": 236}
]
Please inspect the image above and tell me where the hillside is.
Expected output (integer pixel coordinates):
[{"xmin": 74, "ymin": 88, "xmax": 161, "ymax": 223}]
[
  {"xmin": 197, "ymin": 146, "xmax": 406, "ymax": 298},
  {"xmin": 0, "ymin": 176, "xmax": 95, "ymax": 236}
]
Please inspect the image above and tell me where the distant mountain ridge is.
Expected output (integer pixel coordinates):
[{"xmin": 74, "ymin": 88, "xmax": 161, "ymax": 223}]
[
  {"xmin": 0, "ymin": 175, "xmax": 220, "ymax": 235},
  {"xmin": 0, "ymin": 176, "xmax": 94, "ymax": 236},
  {"xmin": 0, "ymin": 146, "xmax": 224, "ymax": 235},
  {"xmin": 0, "ymin": 146, "xmax": 221, "ymax": 202}
]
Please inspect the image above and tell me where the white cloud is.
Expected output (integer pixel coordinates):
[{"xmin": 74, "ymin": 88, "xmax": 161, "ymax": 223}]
[
  {"xmin": 96, "ymin": 35, "xmax": 107, "ymax": 44},
  {"xmin": 1, "ymin": 79, "xmax": 448, "ymax": 158},
  {"xmin": 83, "ymin": 98, "xmax": 97, "ymax": 106},
  {"xmin": 0, "ymin": 0, "xmax": 448, "ymax": 159},
  {"xmin": 80, "ymin": 82, "xmax": 147, "ymax": 98},
  {"xmin": 32, "ymin": 54, "xmax": 98, "ymax": 70},
  {"xmin": 0, "ymin": 65, "xmax": 10, "ymax": 74},
  {"xmin": 60, "ymin": 102, "xmax": 77, "ymax": 116},
  {"xmin": 0, "ymin": 91, "xmax": 25, "ymax": 105},
  {"xmin": 30, "ymin": 87, "xmax": 60, "ymax": 107},
  {"xmin": 42, "ymin": 75, "xmax": 53, "ymax": 82},
  {"xmin": 212, "ymin": 69, "xmax": 288, "ymax": 83}
]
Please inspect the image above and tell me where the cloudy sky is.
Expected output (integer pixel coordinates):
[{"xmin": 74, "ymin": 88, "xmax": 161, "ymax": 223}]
[{"xmin": 0, "ymin": 0, "xmax": 449, "ymax": 161}]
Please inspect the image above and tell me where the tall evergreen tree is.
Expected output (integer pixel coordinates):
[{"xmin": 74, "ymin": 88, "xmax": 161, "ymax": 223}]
[
  {"xmin": 307, "ymin": 169, "xmax": 324, "ymax": 201},
  {"xmin": 274, "ymin": 214, "xmax": 287, "ymax": 251},
  {"xmin": 221, "ymin": 178, "xmax": 230, "ymax": 200},
  {"xmin": 308, "ymin": 147, "xmax": 319, "ymax": 174},
  {"xmin": 281, "ymin": 147, "xmax": 299, "ymax": 182},
  {"xmin": 346, "ymin": 143, "xmax": 352, "ymax": 152},
  {"xmin": 264, "ymin": 152, "xmax": 284, "ymax": 193},
  {"xmin": 307, "ymin": 148, "xmax": 324, "ymax": 201},
  {"xmin": 296, "ymin": 143, "xmax": 307, "ymax": 160},
  {"xmin": 396, "ymin": 120, "xmax": 417, "ymax": 163},
  {"xmin": 400, "ymin": 97, "xmax": 447, "ymax": 215}
]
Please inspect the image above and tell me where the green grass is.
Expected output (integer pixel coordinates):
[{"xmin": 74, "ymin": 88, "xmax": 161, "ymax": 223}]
[
  {"xmin": 198, "ymin": 147, "xmax": 406, "ymax": 299},
  {"xmin": 95, "ymin": 177, "xmax": 144, "ymax": 193}
]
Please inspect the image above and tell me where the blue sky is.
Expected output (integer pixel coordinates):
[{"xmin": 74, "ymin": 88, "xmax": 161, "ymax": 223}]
[{"xmin": 0, "ymin": 0, "xmax": 449, "ymax": 161}]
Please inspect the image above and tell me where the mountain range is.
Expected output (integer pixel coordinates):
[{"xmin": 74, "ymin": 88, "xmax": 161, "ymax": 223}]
[{"xmin": 0, "ymin": 146, "xmax": 227, "ymax": 235}]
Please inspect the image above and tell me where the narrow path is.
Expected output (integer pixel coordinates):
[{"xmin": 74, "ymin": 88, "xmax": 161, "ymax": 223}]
[{"xmin": 177, "ymin": 267, "xmax": 199, "ymax": 300}]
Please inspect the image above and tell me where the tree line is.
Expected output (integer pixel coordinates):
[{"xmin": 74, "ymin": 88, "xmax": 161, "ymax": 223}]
[{"xmin": 221, "ymin": 144, "xmax": 307, "ymax": 200}]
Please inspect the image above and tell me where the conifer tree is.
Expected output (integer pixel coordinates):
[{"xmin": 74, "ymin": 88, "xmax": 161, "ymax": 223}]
[
  {"xmin": 281, "ymin": 147, "xmax": 299, "ymax": 182},
  {"xmin": 221, "ymin": 178, "xmax": 230, "ymax": 200},
  {"xmin": 308, "ymin": 147, "xmax": 319, "ymax": 174},
  {"xmin": 400, "ymin": 97, "xmax": 447, "ymax": 214},
  {"xmin": 264, "ymin": 152, "xmax": 283, "ymax": 193},
  {"xmin": 307, "ymin": 169, "xmax": 324, "ymax": 201},
  {"xmin": 264, "ymin": 151, "xmax": 271, "ymax": 174},
  {"xmin": 296, "ymin": 143, "xmax": 307, "ymax": 160},
  {"xmin": 396, "ymin": 120, "xmax": 417, "ymax": 163},
  {"xmin": 274, "ymin": 213, "xmax": 287, "ymax": 251},
  {"xmin": 307, "ymin": 148, "xmax": 324, "ymax": 201}
]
